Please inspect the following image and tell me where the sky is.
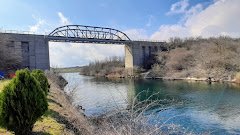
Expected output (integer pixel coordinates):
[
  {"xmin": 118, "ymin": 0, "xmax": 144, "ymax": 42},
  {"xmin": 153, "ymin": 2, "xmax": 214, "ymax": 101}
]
[{"xmin": 0, "ymin": 0, "xmax": 240, "ymax": 67}]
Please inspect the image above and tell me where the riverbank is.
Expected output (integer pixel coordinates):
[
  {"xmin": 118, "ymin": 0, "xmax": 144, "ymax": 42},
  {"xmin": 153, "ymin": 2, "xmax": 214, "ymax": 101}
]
[
  {"xmin": 80, "ymin": 69, "xmax": 240, "ymax": 85},
  {"xmin": 145, "ymin": 72, "xmax": 240, "ymax": 84},
  {"xmin": 0, "ymin": 74, "xmax": 94, "ymax": 135},
  {"xmin": 45, "ymin": 72, "xmax": 94, "ymax": 135},
  {"xmin": 47, "ymin": 73, "xmax": 178, "ymax": 135}
]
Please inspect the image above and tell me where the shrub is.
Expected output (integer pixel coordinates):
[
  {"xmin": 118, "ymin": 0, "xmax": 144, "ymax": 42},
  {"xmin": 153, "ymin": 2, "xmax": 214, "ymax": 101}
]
[
  {"xmin": 81, "ymin": 56, "xmax": 125, "ymax": 77},
  {"xmin": 150, "ymin": 64, "xmax": 166, "ymax": 77},
  {"xmin": 0, "ymin": 69, "xmax": 48, "ymax": 135},
  {"xmin": 165, "ymin": 48, "xmax": 194, "ymax": 71},
  {"xmin": 31, "ymin": 69, "xmax": 50, "ymax": 95}
]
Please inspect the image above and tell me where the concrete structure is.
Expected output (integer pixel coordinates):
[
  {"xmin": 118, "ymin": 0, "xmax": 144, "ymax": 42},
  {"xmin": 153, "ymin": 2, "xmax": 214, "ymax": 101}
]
[
  {"xmin": 0, "ymin": 25, "xmax": 166, "ymax": 71},
  {"xmin": 0, "ymin": 33, "xmax": 50, "ymax": 70},
  {"xmin": 125, "ymin": 41, "xmax": 166, "ymax": 69}
]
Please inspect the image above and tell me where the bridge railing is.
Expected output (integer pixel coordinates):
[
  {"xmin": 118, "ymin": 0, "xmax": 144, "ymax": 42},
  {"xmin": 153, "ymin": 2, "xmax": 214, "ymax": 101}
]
[
  {"xmin": 0, "ymin": 28, "xmax": 35, "ymax": 35},
  {"xmin": 48, "ymin": 25, "xmax": 131, "ymax": 41},
  {"xmin": 132, "ymin": 39, "xmax": 165, "ymax": 43}
]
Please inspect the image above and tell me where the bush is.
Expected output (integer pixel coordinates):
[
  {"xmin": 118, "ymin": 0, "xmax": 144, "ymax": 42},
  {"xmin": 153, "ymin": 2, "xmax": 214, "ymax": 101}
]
[
  {"xmin": 31, "ymin": 69, "xmax": 50, "ymax": 95},
  {"xmin": 81, "ymin": 56, "xmax": 125, "ymax": 77},
  {"xmin": 0, "ymin": 69, "xmax": 48, "ymax": 135},
  {"xmin": 150, "ymin": 64, "xmax": 166, "ymax": 77}
]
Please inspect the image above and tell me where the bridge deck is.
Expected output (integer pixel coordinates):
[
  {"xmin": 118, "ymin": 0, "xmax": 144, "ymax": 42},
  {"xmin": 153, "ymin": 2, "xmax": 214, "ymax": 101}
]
[{"xmin": 46, "ymin": 36, "xmax": 131, "ymax": 44}]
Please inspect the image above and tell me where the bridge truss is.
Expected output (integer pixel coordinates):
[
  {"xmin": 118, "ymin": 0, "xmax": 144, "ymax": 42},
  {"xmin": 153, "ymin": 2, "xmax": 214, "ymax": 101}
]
[{"xmin": 47, "ymin": 25, "xmax": 131, "ymax": 44}]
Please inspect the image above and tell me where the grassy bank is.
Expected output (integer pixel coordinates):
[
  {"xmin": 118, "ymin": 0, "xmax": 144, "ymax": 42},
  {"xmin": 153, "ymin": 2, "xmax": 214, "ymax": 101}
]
[{"xmin": 0, "ymin": 76, "xmax": 92, "ymax": 135}]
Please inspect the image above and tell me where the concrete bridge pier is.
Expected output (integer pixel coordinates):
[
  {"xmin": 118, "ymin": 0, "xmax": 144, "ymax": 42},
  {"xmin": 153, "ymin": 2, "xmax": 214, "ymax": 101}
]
[
  {"xmin": 124, "ymin": 44, "xmax": 134, "ymax": 75},
  {"xmin": 124, "ymin": 41, "xmax": 166, "ymax": 73}
]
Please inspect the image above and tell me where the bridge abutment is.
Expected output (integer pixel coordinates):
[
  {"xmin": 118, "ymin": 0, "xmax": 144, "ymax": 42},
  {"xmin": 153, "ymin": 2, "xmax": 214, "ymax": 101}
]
[
  {"xmin": 0, "ymin": 33, "xmax": 50, "ymax": 70},
  {"xmin": 125, "ymin": 41, "xmax": 166, "ymax": 70}
]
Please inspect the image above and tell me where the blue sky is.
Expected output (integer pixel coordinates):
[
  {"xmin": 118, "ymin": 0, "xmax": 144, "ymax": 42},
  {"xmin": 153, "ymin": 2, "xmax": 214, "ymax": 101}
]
[
  {"xmin": 1, "ymin": 0, "xmax": 240, "ymax": 67},
  {"xmin": 0, "ymin": 0, "xmax": 212, "ymax": 35}
]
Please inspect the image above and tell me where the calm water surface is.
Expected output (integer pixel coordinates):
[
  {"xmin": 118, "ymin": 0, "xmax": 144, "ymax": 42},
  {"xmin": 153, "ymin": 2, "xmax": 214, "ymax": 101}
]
[{"xmin": 62, "ymin": 73, "xmax": 240, "ymax": 134}]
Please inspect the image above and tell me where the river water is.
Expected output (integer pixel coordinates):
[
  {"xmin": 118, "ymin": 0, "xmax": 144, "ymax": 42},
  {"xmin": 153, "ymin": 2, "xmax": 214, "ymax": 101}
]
[{"xmin": 62, "ymin": 73, "xmax": 240, "ymax": 134}]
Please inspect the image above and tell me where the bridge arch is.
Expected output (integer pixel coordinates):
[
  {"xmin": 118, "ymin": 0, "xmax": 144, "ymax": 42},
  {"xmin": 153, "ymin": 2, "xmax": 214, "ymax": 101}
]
[{"xmin": 47, "ymin": 25, "xmax": 131, "ymax": 44}]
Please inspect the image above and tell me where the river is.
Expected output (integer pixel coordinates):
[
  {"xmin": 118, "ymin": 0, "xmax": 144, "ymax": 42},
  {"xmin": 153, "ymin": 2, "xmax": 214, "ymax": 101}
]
[{"xmin": 62, "ymin": 73, "xmax": 240, "ymax": 134}]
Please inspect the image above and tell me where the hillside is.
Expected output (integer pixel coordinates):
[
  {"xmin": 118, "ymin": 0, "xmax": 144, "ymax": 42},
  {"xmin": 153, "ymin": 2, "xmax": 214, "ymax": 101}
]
[{"xmin": 150, "ymin": 37, "xmax": 240, "ymax": 82}]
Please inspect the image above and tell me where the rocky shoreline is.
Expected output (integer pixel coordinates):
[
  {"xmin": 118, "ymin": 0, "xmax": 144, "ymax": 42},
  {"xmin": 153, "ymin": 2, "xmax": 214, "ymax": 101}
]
[
  {"xmin": 144, "ymin": 75, "xmax": 239, "ymax": 84},
  {"xmin": 81, "ymin": 71, "xmax": 238, "ymax": 84}
]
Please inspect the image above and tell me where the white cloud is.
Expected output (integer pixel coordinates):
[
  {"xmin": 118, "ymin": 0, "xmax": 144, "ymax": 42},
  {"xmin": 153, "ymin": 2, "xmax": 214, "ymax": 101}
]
[
  {"xmin": 58, "ymin": 12, "xmax": 71, "ymax": 25},
  {"xmin": 185, "ymin": 0, "xmax": 240, "ymax": 37},
  {"xmin": 29, "ymin": 16, "xmax": 46, "ymax": 33},
  {"xmin": 124, "ymin": 29, "xmax": 149, "ymax": 40},
  {"xmin": 151, "ymin": 0, "xmax": 240, "ymax": 40},
  {"xmin": 183, "ymin": 4, "xmax": 203, "ymax": 21},
  {"xmin": 29, "ymin": 12, "xmax": 72, "ymax": 34},
  {"xmin": 166, "ymin": 0, "xmax": 189, "ymax": 15},
  {"xmin": 151, "ymin": 24, "xmax": 190, "ymax": 41},
  {"xmin": 146, "ymin": 15, "xmax": 155, "ymax": 27}
]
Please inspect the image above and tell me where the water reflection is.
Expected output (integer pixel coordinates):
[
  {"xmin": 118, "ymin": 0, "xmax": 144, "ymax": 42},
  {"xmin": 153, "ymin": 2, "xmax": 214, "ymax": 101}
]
[{"xmin": 62, "ymin": 73, "xmax": 240, "ymax": 134}]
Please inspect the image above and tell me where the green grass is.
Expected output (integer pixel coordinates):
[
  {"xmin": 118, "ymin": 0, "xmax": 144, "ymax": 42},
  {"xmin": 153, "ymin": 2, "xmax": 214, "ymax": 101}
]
[
  {"xmin": 0, "ymin": 80, "xmax": 10, "ymax": 92},
  {"xmin": 0, "ymin": 80, "xmax": 13, "ymax": 134},
  {"xmin": 33, "ymin": 105, "xmax": 65, "ymax": 135}
]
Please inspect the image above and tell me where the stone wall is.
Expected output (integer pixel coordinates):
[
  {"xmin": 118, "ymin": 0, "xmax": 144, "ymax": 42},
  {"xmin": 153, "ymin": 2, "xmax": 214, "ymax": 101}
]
[{"xmin": 0, "ymin": 33, "xmax": 50, "ymax": 70}]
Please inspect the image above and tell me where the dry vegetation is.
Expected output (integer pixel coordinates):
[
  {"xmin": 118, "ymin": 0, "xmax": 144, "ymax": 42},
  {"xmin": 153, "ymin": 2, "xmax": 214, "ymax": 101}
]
[
  {"xmin": 150, "ymin": 37, "xmax": 240, "ymax": 82},
  {"xmin": 88, "ymin": 89, "xmax": 194, "ymax": 135},
  {"xmin": 81, "ymin": 57, "xmax": 126, "ymax": 78}
]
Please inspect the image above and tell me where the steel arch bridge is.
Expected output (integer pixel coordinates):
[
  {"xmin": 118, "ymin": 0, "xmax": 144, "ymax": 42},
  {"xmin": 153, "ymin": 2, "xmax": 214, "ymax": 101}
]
[{"xmin": 47, "ymin": 25, "xmax": 131, "ymax": 44}]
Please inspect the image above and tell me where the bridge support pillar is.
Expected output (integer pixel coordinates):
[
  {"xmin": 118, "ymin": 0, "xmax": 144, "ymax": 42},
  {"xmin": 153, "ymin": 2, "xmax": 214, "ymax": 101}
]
[
  {"xmin": 125, "ymin": 44, "xmax": 133, "ymax": 75},
  {"xmin": 125, "ymin": 44, "xmax": 133, "ymax": 69},
  {"xmin": 124, "ymin": 41, "xmax": 166, "ymax": 72}
]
